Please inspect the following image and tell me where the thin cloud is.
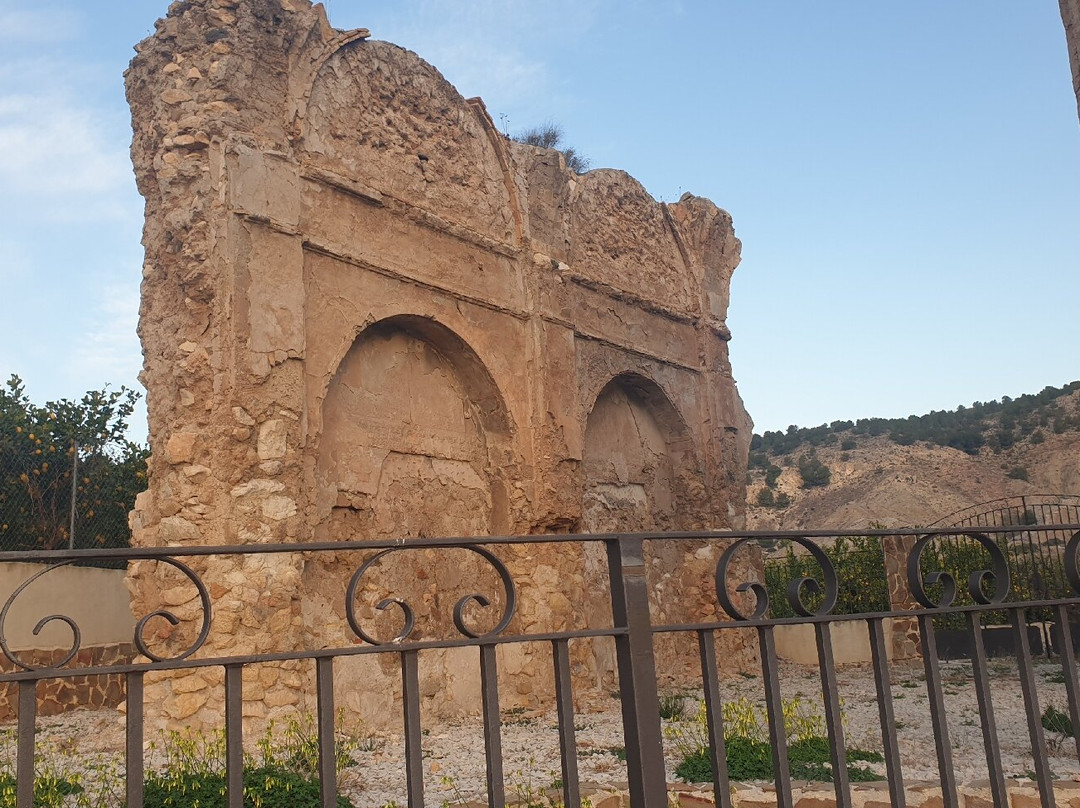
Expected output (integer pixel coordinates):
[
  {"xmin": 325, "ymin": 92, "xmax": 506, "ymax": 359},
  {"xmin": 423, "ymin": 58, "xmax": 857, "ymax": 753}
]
[
  {"xmin": 67, "ymin": 280, "xmax": 142, "ymax": 389},
  {"xmin": 0, "ymin": 59, "xmax": 134, "ymax": 221},
  {"xmin": 0, "ymin": 7, "xmax": 81, "ymax": 44},
  {"xmin": 69, "ymin": 279, "xmax": 148, "ymax": 443},
  {"xmin": 0, "ymin": 94, "xmax": 129, "ymax": 194},
  {"xmin": 0, "ymin": 235, "xmax": 30, "ymax": 284},
  {"xmin": 351, "ymin": 0, "xmax": 607, "ymax": 112}
]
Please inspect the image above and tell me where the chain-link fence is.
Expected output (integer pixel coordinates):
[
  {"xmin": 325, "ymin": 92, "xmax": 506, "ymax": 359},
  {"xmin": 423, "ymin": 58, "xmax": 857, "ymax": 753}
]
[{"xmin": 0, "ymin": 438, "xmax": 144, "ymax": 554}]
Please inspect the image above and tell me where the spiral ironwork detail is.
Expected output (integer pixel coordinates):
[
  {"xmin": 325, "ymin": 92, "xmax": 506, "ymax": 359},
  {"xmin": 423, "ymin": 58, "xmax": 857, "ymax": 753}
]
[
  {"xmin": 346, "ymin": 544, "xmax": 517, "ymax": 644},
  {"xmin": 716, "ymin": 536, "xmax": 838, "ymax": 621},
  {"xmin": 906, "ymin": 531, "xmax": 1010, "ymax": 609},
  {"xmin": 132, "ymin": 557, "xmax": 213, "ymax": 662},
  {"xmin": 0, "ymin": 561, "xmax": 83, "ymax": 670},
  {"xmin": 0, "ymin": 556, "xmax": 211, "ymax": 670}
]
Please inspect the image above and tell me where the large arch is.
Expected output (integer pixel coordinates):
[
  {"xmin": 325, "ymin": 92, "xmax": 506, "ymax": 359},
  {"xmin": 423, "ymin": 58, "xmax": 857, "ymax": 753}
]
[
  {"xmin": 581, "ymin": 372, "xmax": 698, "ymax": 534},
  {"xmin": 308, "ymin": 315, "xmax": 516, "ymax": 718},
  {"xmin": 579, "ymin": 372, "xmax": 704, "ymax": 687},
  {"xmin": 316, "ymin": 314, "xmax": 513, "ymax": 541}
]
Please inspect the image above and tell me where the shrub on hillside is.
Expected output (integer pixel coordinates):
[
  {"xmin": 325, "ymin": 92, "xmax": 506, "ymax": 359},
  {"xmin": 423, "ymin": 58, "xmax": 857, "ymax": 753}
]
[{"xmin": 797, "ymin": 450, "xmax": 830, "ymax": 489}]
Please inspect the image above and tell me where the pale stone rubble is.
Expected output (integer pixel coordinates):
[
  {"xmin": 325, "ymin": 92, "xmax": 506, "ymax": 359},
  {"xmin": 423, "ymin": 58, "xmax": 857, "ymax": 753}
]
[{"xmin": 11, "ymin": 659, "xmax": 1080, "ymax": 808}]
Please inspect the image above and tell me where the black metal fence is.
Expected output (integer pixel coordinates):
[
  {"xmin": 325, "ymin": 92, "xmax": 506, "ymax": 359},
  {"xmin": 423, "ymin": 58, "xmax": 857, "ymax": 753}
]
[
  {"xmin": 3, "ymin": 525, "xmax": 1080, "ymax": 808},
  {"xmin": 934, "ymin": 496, "xmax": 1080, "ymax": 612}
]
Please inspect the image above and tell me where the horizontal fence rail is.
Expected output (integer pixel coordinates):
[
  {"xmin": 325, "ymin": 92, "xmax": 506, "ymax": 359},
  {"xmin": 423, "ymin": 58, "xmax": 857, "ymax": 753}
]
[{"xmin": 1, "ymin": 525, "xmax": 1080, "ymax": 808}]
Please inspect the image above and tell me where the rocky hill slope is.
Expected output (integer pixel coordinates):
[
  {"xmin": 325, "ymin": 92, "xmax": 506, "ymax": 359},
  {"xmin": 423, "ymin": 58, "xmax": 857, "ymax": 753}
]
[{"xmin": 746, "ymin": 386, "xmax": 1080, "ymax": 530}]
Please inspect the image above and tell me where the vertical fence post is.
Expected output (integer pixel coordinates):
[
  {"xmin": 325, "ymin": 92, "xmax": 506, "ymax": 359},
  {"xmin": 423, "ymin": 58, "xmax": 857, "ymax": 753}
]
[
  {"xmin": 68, "ymin": 440, "xmax": 78, "ymax": 550},
  {"xmin": 16, "ymin": 681, "xmax": 36, "ymax": 808},
  {"xmin": 606, "ymin": 536, "xmax": 666, "ymax": 808}
]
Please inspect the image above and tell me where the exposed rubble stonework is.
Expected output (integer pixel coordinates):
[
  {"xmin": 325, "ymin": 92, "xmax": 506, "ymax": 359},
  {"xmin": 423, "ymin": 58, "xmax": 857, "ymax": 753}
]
[
  {"xmin": 1063, "ymin": 0, "xmax": 1080, "ymax": 124},
  {"xmin": 126, "ymin": 0, "xmax": 754, "ymax": 730}
]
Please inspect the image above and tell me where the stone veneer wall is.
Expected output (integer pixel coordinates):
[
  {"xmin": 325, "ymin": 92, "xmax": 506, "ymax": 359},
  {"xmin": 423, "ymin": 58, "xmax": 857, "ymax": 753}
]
[
  {"xmin": 126, "ymin": 0, "xmax": 755, "ymax": 731},
  {"xmin": 590, "ymin": 781, "xmax": 1080, "ymax": 808},
  {"xmin": 0, "ymin": 644, "xmax": 133, "ymax": 719}
]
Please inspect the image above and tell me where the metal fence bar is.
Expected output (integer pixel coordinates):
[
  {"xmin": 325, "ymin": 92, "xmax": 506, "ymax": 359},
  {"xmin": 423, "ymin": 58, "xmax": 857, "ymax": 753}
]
[
  {"xmin": 965, "ymin": 613, "xmax": 1007, "ymax": 807},
  {"xmin": 480, "ymin": 644, "xmax": 505, "ymax": 808},
  {"xmin": 5, "ymin": 525, "xmax": 1080, "ymax": 807},
  {"xmin": 1012, "ymin": 608, "xmax": 1055, "ymax": 808},
  {"xmin": 316, "ymin": 657, "xmax": 337, "ymax": 808},
  {"xmin": 225, "ymin": 664, "xmax": 244, "ymax": 808},
  {"xmin": 697, "ymin": 629, "xmax": 732, "ymax": 808},
  {"xmin": 1056, "ymin": 603, "xmax": 1080, "ymax": 763},
  {"xmin": 758, "ymin": 625, "xmax": 793, "ymax": 808},
  {"xmin": 814, "ymin": 622, "xmax": 850, "ymax": 808},
  {"xmin": 126, "ymin": 671, "xmax": 145, "ymax": 808},
  {"xmin": 606, "ymin": 536, "xmax": 666, "ymax": 808},
  {"xmin": 551, "ymin": 639, "xmax": 581, "ymax": 808},
  {"xmin": 917, "ymin": 612, "xmax": 958, "ymax": 808},
  {"xmin": 16, "ymin": 681, "xmax": 35, "ymax": 808},
  {"xmin": 401, "ymin": 650, "xmax": 425, "ymax": 808},
  {"xmin": 867, "ymin": 618, "xmax": 904, "ymax": 807}
]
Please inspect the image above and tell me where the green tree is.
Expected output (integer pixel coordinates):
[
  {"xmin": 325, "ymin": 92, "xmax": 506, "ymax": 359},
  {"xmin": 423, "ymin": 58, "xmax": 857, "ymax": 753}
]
[
  {"xmin": 764, "ymin": 463, "xmax": 782, "ymax": 488},
  {"xmin": 0, "ymin": 375, "xmax": 147, "ymax": 551},
  {"xmin": 797, "ymin": 450, "xmax": 831, "ymax": 489},
  {"xmin": 764, "ymin": 536, "xmax": 889, "ymax": 618}
]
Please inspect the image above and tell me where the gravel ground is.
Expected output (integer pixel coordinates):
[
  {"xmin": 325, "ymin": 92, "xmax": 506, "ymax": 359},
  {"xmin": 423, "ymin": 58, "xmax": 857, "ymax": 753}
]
[{"xmin": 4, "ymin": 658, "xmax": 1080, "ymax": 807}]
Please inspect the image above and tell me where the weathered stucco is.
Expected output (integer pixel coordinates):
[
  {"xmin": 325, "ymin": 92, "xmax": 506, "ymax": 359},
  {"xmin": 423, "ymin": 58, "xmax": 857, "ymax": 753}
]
[{"xmin": 126, "ymin": 0, "xmax": 754, "ymax": 729}]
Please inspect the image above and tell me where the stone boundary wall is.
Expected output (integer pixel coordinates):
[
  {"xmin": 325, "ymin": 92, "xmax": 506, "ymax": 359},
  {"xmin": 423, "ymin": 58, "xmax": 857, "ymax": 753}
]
[
  {"xmin": 0, "ymin": 643, "xmax": 134, "ymax": 719},
  {"xmin": 577, "ymin": 780, "xmax": 1080, "ymax": 808},
  {"xmin": 772, "ymin": 619, "xmax": 896, "ymax": 666}
]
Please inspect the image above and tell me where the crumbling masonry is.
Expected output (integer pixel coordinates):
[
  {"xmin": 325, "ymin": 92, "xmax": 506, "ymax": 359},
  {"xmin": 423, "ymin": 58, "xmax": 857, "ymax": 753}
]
[{"xmin": 126, "ymin": 0, "xmax": 754, "ymax": 729}]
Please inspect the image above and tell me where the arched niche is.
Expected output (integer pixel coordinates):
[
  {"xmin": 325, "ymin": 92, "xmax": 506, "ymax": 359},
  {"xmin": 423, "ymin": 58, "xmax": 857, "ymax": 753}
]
[
  {"xmin": 581, "ymin": 373, "xmax": 697, "ymax": 533},
  {"xmin": 317, "ymin": 315, "xmax": 513, "ymax": 540},
  {"xmin": 311, "ymin": 316, "xmax": 516, "ymax": 718},
  {"xmin": 579, "ymin": 372, "xmax": 701, "ymax": 688}
]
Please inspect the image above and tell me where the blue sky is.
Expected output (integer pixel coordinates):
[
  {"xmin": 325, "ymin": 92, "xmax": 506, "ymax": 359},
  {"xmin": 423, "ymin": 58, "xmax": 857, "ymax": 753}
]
[{"xmin": 1, "ymin": 1, "xmax": 1078, "ymax": 443}]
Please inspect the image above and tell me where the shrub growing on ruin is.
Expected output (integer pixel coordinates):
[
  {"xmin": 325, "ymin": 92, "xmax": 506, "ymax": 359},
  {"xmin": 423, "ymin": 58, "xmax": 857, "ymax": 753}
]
[{"xmin": 514, "ymin": 123, "xmax": 591, "ymax": 173}]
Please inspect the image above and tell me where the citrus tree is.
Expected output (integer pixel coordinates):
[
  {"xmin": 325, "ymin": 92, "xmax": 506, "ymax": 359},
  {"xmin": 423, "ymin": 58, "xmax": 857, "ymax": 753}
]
[{"xmin": 0, "ymin": 375, "xmax": 148, "ymax": 551}]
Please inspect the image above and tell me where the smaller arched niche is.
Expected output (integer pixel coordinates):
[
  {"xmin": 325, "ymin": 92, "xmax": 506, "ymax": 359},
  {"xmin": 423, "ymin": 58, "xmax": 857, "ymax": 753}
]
[
  {"xmin": 317, "ymin": 315, "xmax": 512, "ymax": 541},
  {"xmin": 581, "ymin": 373, "xmax": 696, "ymax": 534}
]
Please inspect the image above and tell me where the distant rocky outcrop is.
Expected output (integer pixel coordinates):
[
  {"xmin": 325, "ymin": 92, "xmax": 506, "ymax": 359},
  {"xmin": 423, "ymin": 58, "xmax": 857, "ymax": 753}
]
[{"xmin": 747, "ymin": 386, "xmax": 1080, "ymax": 530}]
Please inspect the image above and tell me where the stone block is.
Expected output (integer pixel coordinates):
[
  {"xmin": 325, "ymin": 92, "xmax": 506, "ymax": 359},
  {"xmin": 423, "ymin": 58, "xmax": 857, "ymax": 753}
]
[
  {"xmin": 165, "ymin": 432, "xmax": 196, "ymax": 464},
  {"xmin": 257, "ymin": 419, "xmax": 287, "ymax": 460}
]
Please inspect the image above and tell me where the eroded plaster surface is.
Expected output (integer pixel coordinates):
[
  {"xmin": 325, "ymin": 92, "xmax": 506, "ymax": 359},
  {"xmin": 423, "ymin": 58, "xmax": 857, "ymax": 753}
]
[{"xmin": 126, "ymin": 0, "xmax": 754, "ymax": 728}]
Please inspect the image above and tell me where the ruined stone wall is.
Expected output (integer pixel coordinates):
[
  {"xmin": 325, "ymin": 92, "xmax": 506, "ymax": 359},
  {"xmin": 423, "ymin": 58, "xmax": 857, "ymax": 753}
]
[
  {"xmin": 1063, "ymin": 0, "xmax": 1080, "ymax": 123},
  {"xmin": 126, "ymin": 0, "xmax": 754, "ymax": 730}
]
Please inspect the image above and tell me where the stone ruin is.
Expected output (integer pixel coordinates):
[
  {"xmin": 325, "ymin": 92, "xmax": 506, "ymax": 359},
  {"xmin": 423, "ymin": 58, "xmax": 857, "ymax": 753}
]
[
  {"xmin": 126, "ymin": 0, "xmax": 755, "ymax": 729},
  {"xmin": 1064, "ymin": 0, "xmax": 1080, "ymax": 123}
]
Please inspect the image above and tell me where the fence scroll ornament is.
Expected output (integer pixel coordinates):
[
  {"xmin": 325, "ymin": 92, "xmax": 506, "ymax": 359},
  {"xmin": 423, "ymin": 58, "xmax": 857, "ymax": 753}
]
[
  {"xmin": 0, "ymin": 556, "xmax": 212, "ymax": 671},
  {"xmin": 345, "ymin": 544, "xmax": 517, "ymax": 644},
  {"xmin": 906, "ymin": 531, "xmax": 1011, "ymax": 609},
  {"xmin": 715, "ymin": 536, "xmax": 839, "ymax": 620},
  {"xmin": 713, "ymin": 531, "xmax": 1058, "ymax": 624}
]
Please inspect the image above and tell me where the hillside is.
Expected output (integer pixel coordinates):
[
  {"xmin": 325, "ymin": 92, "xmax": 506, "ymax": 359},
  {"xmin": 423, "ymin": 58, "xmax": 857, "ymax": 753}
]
[{"xmin": 746, "ymin": 384, "xmax": 1080, "ymax": 530}]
